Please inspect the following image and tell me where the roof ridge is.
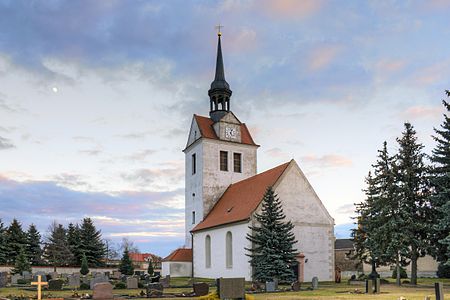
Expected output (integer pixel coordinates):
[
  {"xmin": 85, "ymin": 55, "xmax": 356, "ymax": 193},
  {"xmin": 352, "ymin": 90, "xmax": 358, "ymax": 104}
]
[{"xmin": 229, "ymin": 161, "xmax": 291, "ymax": 187}]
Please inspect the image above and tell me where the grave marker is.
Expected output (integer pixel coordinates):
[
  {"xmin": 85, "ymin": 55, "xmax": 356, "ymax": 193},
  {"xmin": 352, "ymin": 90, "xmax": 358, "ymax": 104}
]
[
  {"xmin": 217, "ymin": 278, "xmax": 245, "ymax": 299},
  {"xmin": 0, "ymin": 272, "xmax": 7, "ymax": 288},
  {"xmin": 312, "ymin": 277, "xmax": 319, "ymax": 290},
  {"xmin": 193, "ymin": 282, "xmax": 209, "ymax": 296},
  {"xmin": 126, "ymin": 277, "xmax": 138, "ymax": 289},
  {"xmin": 93, "ymin": 282, "xmax": 113, "ymax": 300},
  {"xmin": 31, "ymin": 275, "xmax": 48, "ymax": 300}
]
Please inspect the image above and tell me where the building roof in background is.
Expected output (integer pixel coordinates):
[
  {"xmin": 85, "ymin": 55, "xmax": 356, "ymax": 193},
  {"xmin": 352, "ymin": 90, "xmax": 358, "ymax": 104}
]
[
  {"xmin": 335, "ymin": 239, "xmax": 354, "ymax": 250},
  {"xmin": 129, "ymin": 253, "xmax": 161, "ymax": 262},
  {"xmin": 163, "ymin": 248, "xmax": 193, "ymax": 262}
]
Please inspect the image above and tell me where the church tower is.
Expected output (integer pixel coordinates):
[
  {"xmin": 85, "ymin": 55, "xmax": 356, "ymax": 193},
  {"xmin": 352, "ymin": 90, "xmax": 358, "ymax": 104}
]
[{"xmin": 183, "ymin": 32, "xmax": 259, "ymax": 247}]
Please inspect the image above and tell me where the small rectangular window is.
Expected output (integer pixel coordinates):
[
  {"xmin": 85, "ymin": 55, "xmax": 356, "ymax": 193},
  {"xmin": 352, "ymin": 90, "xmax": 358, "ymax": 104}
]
[
  {"xmin": 192, "ymin": 153, "xmax": 196, "ymax": 175},
  {"xmin": 220, "ymin": 151, "xmax": 228, "ymax": 171},
  {"xmin": 233, "ymin": 153, "xmax": 242, "ymax": 173},
  {"xmin": 192, "ymin": 211, "xmax": 196, "ymax": 224}
]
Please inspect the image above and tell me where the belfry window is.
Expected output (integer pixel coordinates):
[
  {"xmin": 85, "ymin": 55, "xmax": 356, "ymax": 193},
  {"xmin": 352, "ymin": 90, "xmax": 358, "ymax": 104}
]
[
  {"xmin": 220, "ymin": 151, "xmax": 228, "ymax": 171},
  {"xmin": 192, "ymin": 211, "xmax": 196, "ymax": 224},
  {"xmin": 233, "ymin": 153, "xmax": 242, "ymax": 173},
  {"xmin": 192, "ymin": 153, "xmax": 196, "ymax": 175}
]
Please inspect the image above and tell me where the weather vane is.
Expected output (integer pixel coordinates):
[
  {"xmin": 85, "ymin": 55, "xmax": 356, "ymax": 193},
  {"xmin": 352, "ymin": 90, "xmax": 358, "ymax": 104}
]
[{"xmin": 215, "ymin": 24, "xmax": 224, "ymax": 36}]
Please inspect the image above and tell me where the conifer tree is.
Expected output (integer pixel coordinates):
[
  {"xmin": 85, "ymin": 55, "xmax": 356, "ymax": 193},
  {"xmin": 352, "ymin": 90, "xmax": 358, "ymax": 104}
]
[
  {"xmin": 80, "ymin": 253, "xmax": 89, "ymax": 275},
  {"xmin": 11, "ymin": 247, "xmax": 31, "ymax": 275},
  {"xmin": 246, "ymin": 187, "xmax": 298, "ymax": 282},
  {"xmin": 147, "ymin": 260, "xmax": 154, "ymax": 276},
  {"xmin": 0, "ymin": 219, "xmax": 7, "ymax": 264},
  {"xmin": 79, "ymin": 218, "xmax": 105, "ymax": 267},
  {"xmin": 67, "ymin": 223, "xmax": 82, "ymax": 265},
  {"xmin": 429, "ymin": 91, "xmax": 450, "ymax": 265},
  {"xmin": 43, "ymin": 222, "xmax": 74, "ymax": 269},
  {"xmin": 5, "ymin": 219, "xmax": 28, "ymax": 264},
  {"xmin": 27, "ymin": 224, "xmax": 43, "ymax": 265},
  {"xmin": 395, "ymin": 122, "xmax": 431, "ymax": 285},
  {"xmin": 119, "ymin": 248, "xmax": 134, "ymax": 276}
]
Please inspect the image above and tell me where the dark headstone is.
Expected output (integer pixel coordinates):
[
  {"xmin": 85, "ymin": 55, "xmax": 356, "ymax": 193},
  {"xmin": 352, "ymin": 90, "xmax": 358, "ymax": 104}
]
[
  {"xmin": 291, "ymin": 281, "xmax": 300, "ymax": 291},
  {"xmin": 90, "ymin": 275, "xmax": 108, "ymax": 289},
  {"xmin": 365, "ymin": 279, "xmax": 374, "ymax": 294},
  {"xmin": 126, "ymin": 277, "xmax": 138, "ymax": 289},
  {"xmin": 11, "ymin": 274, "xmax": 22, "ymax": 284},
  {"xmin": 22, "ymin": 271, "xmax": 32, "ymax": 280},
  {"xmin": 374, "ymin": 278, "xmax": 380, "ymax": 293},
  {"xmin": 193, "ymin": 282, "xmax": 209, "ymax": 296},
  {"xmin": 266, "ymin": 281, "xmax": 276, "ymax": 292},
  {"xmin": 217, "ymin": 278, "xmax": 245, "ymax": 299},
  {"xmin": 33, "ymin": 273, "xmax": 47, "ymax": 282},
  {"xmin": 159, "ymin": 275, "xmax": 170, "ymax": 288},
  {"xmin": 0, "ymin": 272, "xmax": 7, "ymax": 288},
  {"xmin": 93, "ymin": 282, "xmax": 113, "ymax": 300},
  {"xmin": 311, "ymin": 277, "xmax": 319, "ymax": 290},
  {"xmin": 48, "ymin": 279, "xmax": 63, "ymax": 290},
  {"xmin": 146, "ymin": 283, "xmax": 163, "ymax": 298},
  {"xmin": 435, "ymin": 282, "xmax": 444, "ymax": 300},
  {"xmin": 68, "ymin": 274, "xmax": 80, "ymax": 287},
  {"xmin": 49, "ymin": 272, "xmax": 58, "ymax": 280}
]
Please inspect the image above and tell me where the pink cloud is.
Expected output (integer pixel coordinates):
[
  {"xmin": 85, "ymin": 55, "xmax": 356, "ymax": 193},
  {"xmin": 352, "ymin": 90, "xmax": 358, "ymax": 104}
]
[
  {"xmin": 402, "ymin": 105, "xmax": 443, "ymax": 120},
  {"xmin": 301, "ymin": 154, "xmax": 352, "ymax": 168},
  {"xmin": 265, "ymin": 147, "xmax": 290, "ymax": 159},
  {"xmin": 308, "ymin": 46, "xmax": 341, "ymax": 71},
  {"xmin": 228, "ymin": 28, "xmax": 258, "ymax": 53},
  {"xmin": 260, "ymin": 0, "xmax": 324, "ymax": 18}
]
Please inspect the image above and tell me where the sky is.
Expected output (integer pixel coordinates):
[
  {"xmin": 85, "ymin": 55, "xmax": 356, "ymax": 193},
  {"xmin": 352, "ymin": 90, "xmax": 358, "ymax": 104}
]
[{"xmin": 0, "ymin": 0, "xmax": 449, "ymax": 257}]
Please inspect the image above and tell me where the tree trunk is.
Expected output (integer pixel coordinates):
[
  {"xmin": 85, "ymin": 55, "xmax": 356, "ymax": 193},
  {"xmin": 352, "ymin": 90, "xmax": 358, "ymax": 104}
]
[
  {"xmin": 396, "ymin": 253, "xmax": 401, "ymax": 286},
  {"xmin": 411, "ymin": 247, "xmax": 418, "ymax": 285}
]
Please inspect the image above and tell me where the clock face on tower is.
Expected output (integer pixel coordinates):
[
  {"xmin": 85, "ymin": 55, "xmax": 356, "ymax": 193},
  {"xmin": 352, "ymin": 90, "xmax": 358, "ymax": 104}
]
[{"xmin": 225, "ymin": 127, "xmax": 237, "ymax": 139}]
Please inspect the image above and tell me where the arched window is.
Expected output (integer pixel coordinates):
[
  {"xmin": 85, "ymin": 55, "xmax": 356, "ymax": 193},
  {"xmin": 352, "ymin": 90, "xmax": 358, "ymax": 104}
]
[
  {"xmin": 205, "ymin": 235, "xmax": 211, "ymax": 268},
  {"xmin": 226, "ymin": 231, "xmax": 233, "ymax": 268}
]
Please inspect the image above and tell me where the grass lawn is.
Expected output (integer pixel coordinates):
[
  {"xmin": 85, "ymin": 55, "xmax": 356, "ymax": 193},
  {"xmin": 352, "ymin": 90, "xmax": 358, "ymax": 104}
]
[{"xmin": 0, "ymin": 278, "xmax": 448, "ymax": 299}]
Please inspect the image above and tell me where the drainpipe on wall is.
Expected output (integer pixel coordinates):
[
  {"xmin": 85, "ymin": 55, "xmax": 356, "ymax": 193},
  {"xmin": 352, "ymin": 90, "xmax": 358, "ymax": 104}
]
[{"xmin": 190, "ymin": 232, "xmax": 194, "ymax": 284}]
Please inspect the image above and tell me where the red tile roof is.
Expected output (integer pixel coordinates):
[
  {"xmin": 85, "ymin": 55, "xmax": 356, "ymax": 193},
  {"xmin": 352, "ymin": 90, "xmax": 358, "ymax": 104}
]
[
  {"xmin": 191, "ymin": 161, "xmax": 291, "ymax": 232},
  {"xmin": 163, "ymin": 248, "xmax": 193, "ymax": 262},
  {"xmin": 129, "ymin": 253, "xmax": 161, "ymax": 262},
  {"xmin": 193, "ymin": 115, "xmax": 257, "ymax": 146}
]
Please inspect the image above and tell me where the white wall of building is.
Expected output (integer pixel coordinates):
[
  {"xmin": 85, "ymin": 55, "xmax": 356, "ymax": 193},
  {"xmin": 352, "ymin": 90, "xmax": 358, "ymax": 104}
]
[
  {"xmin": 193, "ymin": 222, "xmax": 252, "ymax": 281},
  {"xmin": 272, "ymin": 161, "xmax": 335, "ymax": 282},
  {"xmin": 161, "ymin": 261, "xmax": 192, "ymax": 277}
]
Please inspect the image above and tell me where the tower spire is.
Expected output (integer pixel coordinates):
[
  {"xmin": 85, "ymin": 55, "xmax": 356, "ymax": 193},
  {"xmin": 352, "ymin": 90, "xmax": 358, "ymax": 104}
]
[{"xmin": 209, "ymin": 29, "xmax": 232, "ymax": 122}]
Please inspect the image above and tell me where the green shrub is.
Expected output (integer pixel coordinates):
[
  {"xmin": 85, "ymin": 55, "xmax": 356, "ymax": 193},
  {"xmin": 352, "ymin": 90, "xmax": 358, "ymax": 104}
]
[
  {"xmin": 114, "ymin": 282, "xmax": 126, "ymax": 289},
  {"xmin": 138, "ymin": 281, "xmax": 144, "ymax": 288},
  {"xmin": 437, "ymin": 262, "xmax": 450, "ymax": 278},
  {"xmin": 79, "ymin": 283, "xmax": 90, "ymax": 290},
  {"xmin": 392, "ymin": 267, "xmax": 408, "ymax": 279},
  {"xmin": 357, "ymin": 273, "xmax": 367, "ymax": 280},
  {"xmin": 17, "ymin": 279, "xmax": 31, "ymax": 285}
]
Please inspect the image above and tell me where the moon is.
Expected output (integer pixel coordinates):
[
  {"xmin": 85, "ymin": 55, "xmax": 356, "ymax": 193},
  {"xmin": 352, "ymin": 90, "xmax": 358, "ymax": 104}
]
[{"xmin": 52, "ymin": 87, "xmax": 58, "ymax": 93}]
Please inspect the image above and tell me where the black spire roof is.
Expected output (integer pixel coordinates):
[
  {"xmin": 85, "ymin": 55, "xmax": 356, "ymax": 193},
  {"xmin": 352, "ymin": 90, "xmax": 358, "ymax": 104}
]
[{"xmin": 210, "ymin": 34, "xmax": 230, "ymax": 91}]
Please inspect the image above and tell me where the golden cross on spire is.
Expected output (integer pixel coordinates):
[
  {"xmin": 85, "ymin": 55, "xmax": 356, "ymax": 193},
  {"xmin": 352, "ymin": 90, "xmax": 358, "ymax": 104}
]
[
  {"xmin": 215, "ymin": 24, "xmax": 224, "ymax": 36},
  {"xmin": 31, "ymin": 275, "xmax": 48, "ymax": 300}
]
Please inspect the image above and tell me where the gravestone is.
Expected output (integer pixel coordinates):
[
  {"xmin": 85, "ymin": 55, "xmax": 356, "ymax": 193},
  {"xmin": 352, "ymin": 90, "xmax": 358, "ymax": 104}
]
[
  {"xmin": 93, "ymin": 282, "xmax": 113, "ymax": 300},
  {"xmin": 266, "ymin": 281, "xmax": 276, "ymax": 292},
  {"xmin": 193, "ymin": 282, "xmax": 209, "ymax": 296},
  {"xmin": 311, "ymin": 277, "xmax": 319, "ymax": 290},
  {"xmin": 22, "ymin": 271, "xmax": 32, "ymax": 280},
  {"xmin": 159, "ymin": 275, "xmax": 170, "ymax": 288},
  {"xmin": 49, "ymin": 272, "xmax": 59, "ymax": 280},
  {"xmin": 365, "ymin": 279, "xmax": 374, "ymax": 294},
  {"xmin": 48, "ymin": 279, "xmax": 63, "ymax": 290},
  {"xmin": 82, "ymin": 276, "xmax": 89, "ymax": 285},
  {"xmin": 11, "ymin": 274, "xmax": 22, "ymax": 284},
  {"xmin": 126, "ymin": 277, "xmax": 138, "ymax": 289},
  {"xmin": 90, "ymin": 275, "xmax": 108, "ymax": 290},
  {"xmin": 33, "ymin": 273, "xmax": 47, "ymax": 282},
  {"xmin": 68, "ymin": 274, "xmax": 80, "ymax": 287},
  {"xmin": 0, "ymin": 272, "xmax": 7, "ymax": 288},
  {"xmin": 217, "ymin": 278, "xmax": 245, "ymax": 299},
  {"xmin": 435, "ymin": 282, "xmax": 444, "ymax": 300},
  {"xmin": 111, "ymin": 271, "xmax": 121, "ymax": 280},
  {"xmin": 291, "ymin": 281, "xmax": 300, "ymax": 291},
  {"xmin": 374, "ymin": 278, "xmax": 380, "ymax": 293},
  {"xmin": 146, "ymin": 283, "xmax": 163, "ymax": 297}
]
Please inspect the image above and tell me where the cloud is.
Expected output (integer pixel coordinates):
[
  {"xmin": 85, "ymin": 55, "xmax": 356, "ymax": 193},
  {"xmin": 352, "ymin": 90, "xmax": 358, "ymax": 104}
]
[
  {"xmin": 121, "ymin": 167, "xmax": 184, "ymax": 188},
  {"xmin": 334, "ymin": 222, "xmax": 355, "ymax": 239},
  {"xmin": 308, "ymin": 46, "xmax": 341, "ymax": 72},
  {"xmin": 301, "ymin": 154, "xmax": 352, "ymax": 168},
  {"xmin": 402, "ymin": 105, "xmax": 443, "ymax": 120},
  {"xmin": 78, "ymin": 149, "xmax": 103, "ymax": 156},
  {"xmin": 124, "ymin": 149, "xmax": 157, "ymax": 161},
  {"xmin": 260, "ymin": 0, "xmax": 324, "ymax": 19},
  {"xmin": 0, "ymin": 175, "xmax": 185, "ymax": 256},
  {"xmin": 0, "ymin": 136, "xmax": 15, "ymax": 150},
  {"xmin": 265, "ymin": 147, "xmax": 290, "ymax": 159}
]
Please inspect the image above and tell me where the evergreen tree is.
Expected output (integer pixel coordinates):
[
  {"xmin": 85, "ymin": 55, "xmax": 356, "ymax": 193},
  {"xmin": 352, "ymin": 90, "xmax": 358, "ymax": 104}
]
[
  {"xmin": 11, "ymin": 247, "xmax": 31, "ymax": 275},
  {"xmin": 43, "ymin": 222, "xmax": 74, "ymax": 269},
  {"xmin": 67, "ymin": 223, "xmax": 82, "ymax": 265},
  {"xmin": 246, "ymin": 187, "xmax": 298, "ymax": 282},
  {"xmin": 119, "ymin": 248, "xmax": 134, "ymax": 276},
  {"xmin": 429, "ymin": 91, "xmax": 450, "ymax": 265},
  {"xmin": 395, "ymin": 122, "xmax": 432, "ymax": 285},
  {"xmin": 80, "ymin": 253, "xmax": 89, "ymax": 275},
  {"xmin": 147, "ymin": 260, "xmax": 154, "ymax": 276},
  {"xmin": 27, "ymin": 224, "xmax": 43, "ymax": 265},
  {"xmin": 0, "ymin": 219, "xmax": 7, "ymax": 264},
  {"xmin": 5, "ymin": 219, "xmax": 28, "ymax": 264},
  {"xmin": 79, "ymin": 218, "xmax": 105, "ymax": 267}
]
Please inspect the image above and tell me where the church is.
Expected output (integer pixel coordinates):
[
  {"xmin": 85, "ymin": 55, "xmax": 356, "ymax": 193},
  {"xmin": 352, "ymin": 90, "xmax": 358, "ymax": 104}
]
[{"xmin": 161, "ymin": 32, "xmax": 335, "ymax": 282}]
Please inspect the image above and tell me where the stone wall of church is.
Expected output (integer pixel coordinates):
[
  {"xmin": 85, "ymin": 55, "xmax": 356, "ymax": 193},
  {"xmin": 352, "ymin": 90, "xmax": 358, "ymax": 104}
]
[
  {"xmin": 201, "ymin": 139, "xmax": 257, "ymax": 217},
  {"xmin": 272, "ymin": 161, "xmax": 335, "ymax": 282},
  {"xmin": 192, "ymin": 222, "xmax": 252, "ymax": 281}
]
